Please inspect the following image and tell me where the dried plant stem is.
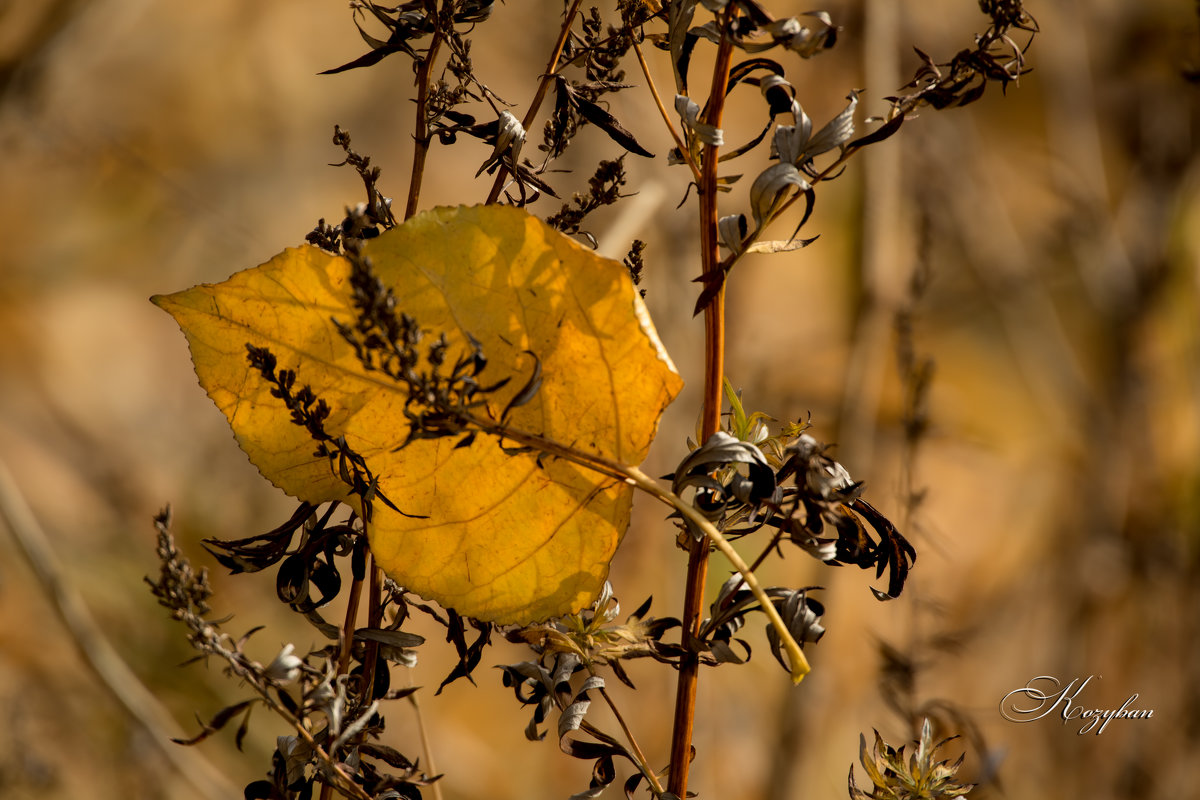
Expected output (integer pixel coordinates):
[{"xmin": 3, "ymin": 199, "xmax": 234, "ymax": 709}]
[
  {"xmin": 353, "ymin": 559, "xmax": 385, "ymax": 787},
  {"xmin": 279, "ymin": 696, "xmax": 373, "ymax": 800},
  {"xmin": 0, "ymin": 460, "xmax": 237, "ymax": 800},
  {"xmin": 669, "ymin": 9, "xmax": 737, "ymax": 796},
  {"xmin": 337, "ymin": 571, "xmax": 365, "ymax": 678},
  {"xmin": 632, "ymin": 38, "xmax": 702, "ymax": 183},
  {"xmin": 405, "ymin": 17, "xmax": 447, "ymax": 220},
  {"xmin": 588, "ymin": 664, "xmax": 666, "ymax": 797},
  {"xmin": 322, "ymin": 570, "xmax": 365, "ymax": 800},
  {"xmin": 406, "ymin": 669, "xmax": 445, "ymax": 800},
  {"xmin": 321, "ymin": 541, "xmax": 373, "ymax": 800},
  {"xmin": 360, "ymin": 561, "xmax": 385, "ymax": 701},
  {"xmin": 253, "ymin": 673, "xmax": 372, "ymax": 800},
  {"xmin": 485, "ymin": 0, "xmax": 584, "ymax": 203}
]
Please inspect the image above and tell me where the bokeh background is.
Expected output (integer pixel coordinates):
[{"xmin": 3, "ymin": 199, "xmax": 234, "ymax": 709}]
[{"xmin": 2, "ymin": 1, "xmax": 1198, "ymax": 798}]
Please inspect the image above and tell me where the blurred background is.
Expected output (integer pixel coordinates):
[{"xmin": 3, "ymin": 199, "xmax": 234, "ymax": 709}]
[{"xmin": 1, "ymin": 1, "xmax": 1197, "ymax": 798}]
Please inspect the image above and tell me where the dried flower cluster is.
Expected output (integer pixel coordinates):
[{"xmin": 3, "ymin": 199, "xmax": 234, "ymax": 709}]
[{"xmin": 849, "ymin": 719, "xmax": 975, "ymax": 800}]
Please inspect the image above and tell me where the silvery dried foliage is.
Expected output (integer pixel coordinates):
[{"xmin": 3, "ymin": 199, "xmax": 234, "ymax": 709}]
[
  {"xmin": 499, "ymin": 650, "xmax": 639, "ymax": 799},
  {"xmin": 670, "ymin": 427, "xmax": 914, "ymax": 602},
  {"xmin": 149, "ymin": 512, "xmax": 435, "ymax": 800},
  {"xmin": 700, "ymin": 574, "xmax": 826, "ymax": 670},
  {"xmin": 502, "ymin": 586, "xmax": 703, "ymax": 799}
]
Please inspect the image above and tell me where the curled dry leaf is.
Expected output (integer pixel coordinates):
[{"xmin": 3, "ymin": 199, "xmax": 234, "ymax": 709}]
[
  {"xmin": 674, "ymin": 94, "xmax": 724, "ymax": 146},
  {"xmin": 749, "ymin": 162, "xmax": 810, "ymax": 227}
]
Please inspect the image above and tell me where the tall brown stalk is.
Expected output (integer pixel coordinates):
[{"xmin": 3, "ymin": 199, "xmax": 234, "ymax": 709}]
[{"xmin": 667, "ymin": 9, "xmax": 736, "ymax": 797}]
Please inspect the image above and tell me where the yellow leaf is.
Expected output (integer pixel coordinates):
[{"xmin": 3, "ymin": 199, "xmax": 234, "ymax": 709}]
[{"xmin": 153, "ymin": 205, "xmax": 682, "ymax": 623}]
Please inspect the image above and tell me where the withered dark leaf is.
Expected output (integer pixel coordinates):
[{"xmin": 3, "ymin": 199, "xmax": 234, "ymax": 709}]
[
  {"xmin": 691, "ymin": 271, "xmax": 726, "ymax": 317},
  {"xmin": 956, "ymin": 79, "xmax": 988, "ymax": 107},
  {"xmin": 717, "ymin": 213, "xmax": 748, "ymax": 254},
  {"xmin": 668, "ymin": 1, "xmax": 698, "ymax": 92},
  {"xmin": 203, "ymin": 502, "xmax": 321, "ymax": 574},
  {"xmin": 726, "ymin": 57, "xmax": 785, "ymax": 92},
  {"xmin": 749, "ymin": 162, "xmax": 809, "ymax": 227},
  {"xmin": 802, "ymin": 90, "xmax": 858, "ymax": 158},
  {"xmin": 276, "ymin": 735, "xmax": 312, "ymax": 788},
  {"xmin": 275, "ymin": 686, "xmax": 299, "ymax": 717},
  {"xmin": 675, "ymin": 94, "xmax": 723, "ymax": 146},
  {"xmin": 558, "ymin": 685, "xmax": 598, "ymax": 739},
  {"xmin": 320, "ymin": 47, "xmax": 398, "ymax": 75},
  {"xmin": 844, "ymin": 113, "xmax": 904, "ymax": 151},
  {"xmin": 568, "ymin": 754, "xmax": 617, "ymax": 800},
  {"xmin": 301, "ymin": 608, "xmax": 341, "ymax": 640},
  {"xmin": 671, "ymin": 432, "xmax": 776, "ymax": 532},
  {"xmin": 242, "ymin": 780, "xmax": 274, "ymax": 800},
  {"xmin": 718, "ymin": 119, "xmax": 775, "ymax": 163},
  {"xmin": 561, "ymin": 739, "xmax": 622, "ymax": 761},
  {"xmin": 354, "ymin": 628, "xmax": 427, "ymax": 649},
  {"xmin": 235, "ymin": 704, "xmax": 253, "ymax": 752},
  {"xmin": 854, "ymin": 499, "xmax": 916, "ymax": 599},
  {"xmin": 173, "ymin": 699, "xmax": 258, "ymax": 746},
  {"xmin": 359, "ymin": 742, "xmax": 417, "ymax": 770},
  {"xmin": 571, "ymin": 94, "xmax": 654, "ymax": 157},
  {"xmin": 765, "ymin": 589, "xmax": 825, "ymax": 674},
  {"xmin": 501, "ymin": 350, "xmax": 543, "ymax": 421},
  {"xmin": 436, "ymin": 613, "xmax": 493, "ymax": 693}
]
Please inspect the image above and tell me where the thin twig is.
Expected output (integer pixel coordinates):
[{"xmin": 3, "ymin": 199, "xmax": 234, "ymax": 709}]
[
  {"xmin": 360, "ymin": 560, "xmax": 385, "ymax": 702},
  {"xmin": 0, "ymin": 459, "xmax": 237, "ymax": 800},
  {"xmin": 230, "ymin": 656, "xmax": 370, "ymax": 800},
  {"xmin": 405, "ymin": 20, "xmax": 447, "ymax": 220},
  {"xmin": 588, "ymin": 665, "xmax": 666, "ymax": 797},
  {"xmin": 406, "ymin": 669, "xmax": 444, "ymax": 800},
  {"xmin": 632, "ymin": 37, "xmax": 701, "ymax": 183},
  {"xmin": 485, "ymin": 0, "xmax": 584, "ymax": 203},
  {"xmin": 257, "ymin": 678, "xmax": 372, "ymax": 800},
  {"xmin": 337, "ymin": 570, "xmax": 365, "ymax": 678},
  {"xmin": 322, "ymin": 528, "xmax": 368, "ymax": 800}
]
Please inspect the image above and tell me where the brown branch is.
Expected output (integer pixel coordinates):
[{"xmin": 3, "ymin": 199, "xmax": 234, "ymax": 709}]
[
  {"xmin": 359, "ymin": 560, "xmax": 385, "ymax": 703},
  {"xmin": 485, "ymin": 0, "xmax": 584, "ymax": 203},
  {"xmin": 668, "ymin": 7, "xmax": 737, "ymax": 798},
  {"xmin": 322, "ymin": 559, "xmax": 367, "ymax": 800},
  {"xmin": 336, "ymin": 570, "xmax": 365, "ymax": 679},
  {"xmin": 405, "ymin": 11, "xmax": 448, "ymax": 220},
  {"xmin": 452, "ymin": 413, "xmax": 809, "ymax": 690}
]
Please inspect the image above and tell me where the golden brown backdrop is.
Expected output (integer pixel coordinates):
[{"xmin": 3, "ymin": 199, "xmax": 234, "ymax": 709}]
[{"xmin": 1, "ymin": 1, "xmax": 1197, "ymax": 798}]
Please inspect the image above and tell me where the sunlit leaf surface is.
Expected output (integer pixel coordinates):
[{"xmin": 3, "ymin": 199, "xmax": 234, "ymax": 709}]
[{"xmin": 154, "ymin": 205, "xmax": 682, "ymax": 623}]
